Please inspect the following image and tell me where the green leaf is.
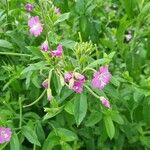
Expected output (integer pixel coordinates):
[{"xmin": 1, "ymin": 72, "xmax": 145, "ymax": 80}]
[
  {"xmin": 75, "ymin": 0, "xmax": 85, "ymax": 15},
  {"xmin": 104, "ymin": 116, "xmax": 115, "ymax": 139},
  {"xmin": 111, "ymin": 76, "xmax": 120, "ymax": 87},
  {"xmin": 52, "ymin": 72, "xmax": 62, "ymax": 95},
  {"xmin": 56, "ymin": 128, "xmax": 78, "ymax": 142},
  {"xmin": 21, "ymin": 61, "xmax": 48, "ymax": 74},
  {"xmin": 111, "ymin": 112, "xmax": 124, "ymax": 125},
  {"xmin": 74, "ymin": 93, "xmax": 87, "ymax": 126},
  {"xmin": 36, "ymin": 122, "xmax": 45, "ymax": 144},
  {"xmin": 42, "ymin": 133, "xmax": 60, "ymax": 150},
  {"xmin": 85, "ymin": 58, "xmax": 109, "ymax": 69},
  {"xmin": 60, "ymin": 39, "xmax": 76, "ymax": 49},
  {"xmin": 54, "ymin": 13, "xmax": 70, "ymax": 25},
  {"xmin": 61, "ymin": 142, "xmax": 72, "ymax": 150},
  {"xmin": 140, "ymin": 136, "xmax": 150, "ymax": 148},
  {"xmin": 120, "ymin": 0, "xmax": 138, "ymax": 18},
  {"xmin": 79, "ymin": 16, "xmax": 90, "ymax": 40},
  {"xmin": 26, "ymin": 46, "xmax": 44, "ymax": 58},
  {"xmin": 42, "ymin": 128, "xmax": 77, "ymax": 150},
  {"xmin": 139, "ymin": 2, "xmax": 150, "ymax": 16},
  {"xmin": 10, "ymin": 132, "xmax": 20, "ymax": 150},
  {"xmin": 0, "ymin": 39, "xmax": 13, "ymax": 49},
  {"xmin": 22, "ymin": 126, "xmax": 41, "ymax": 146},
  {"xmin": 64, "ymin": 100, "xmax": 74, "ymax": 115},
  {"xmin": 146, "ymin": 35, "xmax": 150, "ymax": 59},
  {"xmin": 43, "ymin": 106, "xmax": 64, "ymax": 120},
  {"xmin": 143, "ymin": 99, "xmax": 150, "ymax": 125},
  {"xmin": 116, "ymin": 16, "xmax": 129, "ymax": 49},
  {"xmin": 85, "ymin": 111, "xmax": 102, "ymax": 127},
  {"xmin": 104, "ymin": 84, "xmax": 120, "ymax": 100},
  {"xmin": 59, "ymin": 87, "xmax": 74, "ymax": 101},
  {"xmin": 133, "ymin": 90, "xmax": 145, "ymax": 102}
]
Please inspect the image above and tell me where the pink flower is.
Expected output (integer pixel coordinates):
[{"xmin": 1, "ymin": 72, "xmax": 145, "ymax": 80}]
[
  {"xmin": 72, "ymin": 81, "xmax": 84, "ymax": 93},
  {"xmin": 28, "ymin": 16, "xmax": 43, "ymax": 37},
  {"xmin": 74, "ymin": 72, "xmax": 85, "ymax": 81},
  {"xmin": 51, "ymin": 44, "xmax": 63, "ymax": 57},
  {"xmin": 25, "ymin": 3, "xmax": 33, "ymax": 12},
  {"xmin": 0, "ymin": 127, "xmax": 12, "ymax": 144},
  {"xmin": 100, "ymin": 97, "xmax": 110, "ymax": 108},
  {"xmin": 41, "ymin": 40, "xmax": 49, "ymax": 52},
  {"xmin": 64, "ymin": 72, "xmax": 85, "ymax": 93},
  {"xmin": 92, "ymin": 65, "xmax": 111, "ymax": 90},
  {"xmin": 54, "ymin": 7, "xmax": 61, "ymax": 15},
  {"xmin": 64, "ymin": 72, "xmax": 73, "ymax": 82},
  {"xmin": 42, "ymin": 79, "xmax": 48, "ymax": 89}
]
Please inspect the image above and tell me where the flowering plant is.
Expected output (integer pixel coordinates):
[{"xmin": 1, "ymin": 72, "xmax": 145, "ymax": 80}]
[{"xmin": 0, "ymin": 0, "xmax": 150, "ymax": 149}]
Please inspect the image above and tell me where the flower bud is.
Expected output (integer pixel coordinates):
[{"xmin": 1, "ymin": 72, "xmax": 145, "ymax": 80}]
[
  {"xmin": 25, "ymin": 3, "xmax": 33, "ymax": 12},
  {"xmin": 47, "ymin": 88, "xmax": 53, "ymax": 101},
  {"xmin": 100, "ymin": 96, "xmax": 110, "ymax": 108},
  {"xmin": 42, "ymin": 79, "xmax": 48, "ymax": 89},
  {"xmin": 41, "ymin": 40, "xmax": 49, "ymax": 52}
]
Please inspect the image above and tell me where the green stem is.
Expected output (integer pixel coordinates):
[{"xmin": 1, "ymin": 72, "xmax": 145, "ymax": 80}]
[
  {"xmin": 40, "ymin": 1, "xmax": 52, "ymax": 46},
  {"xmin": 94, "ymin": 44, "xmax": 99, "ymax": 59},
  {"xmin": 0, "ymin": 52, "xmax": 31, "ymax": 57},
  {"xmin": 84, "ymin": 84, "xmax": 100, "ymax": 99},
  {"xmin": 0, "ymin": 143, "xmax": 8, "ymax": 150},
  {"xmin": 19, "ymin": 97, "xmax": 22, "ymax": 128},
  {"xmin": 33, "ymin": 144, "xmax": 36, "ymax": 150},
  {"xmin": 23, "ymin": 90, "xmax": 46, "ymax": 108},
  {"xmin": 78, "ymin": 32, "xmax": 82, "ymax": 42},
  {"xmin": 48, "ymin": 69, "xmax": 54, "ymax": 89},
  {"xmin": 82, "ymin": 67, "xmax": 96, "ymax": 73}
]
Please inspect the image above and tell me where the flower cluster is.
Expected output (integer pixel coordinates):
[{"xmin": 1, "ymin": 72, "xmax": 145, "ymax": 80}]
[
  {"xmin": 64, "ymin": 66, "xmax": 111, "ymax": 108},
  {"xmin": 64, "ymin": 72, "xmax": 85, "ymax": 93},
  {"xmin": 0, "ymin": 127, "xmax": 12, "ymax": 144},
  {"xmin": 40, "ymin": 41, "xmax": 63, "ymax": 58},
  {"xmin": 25, "ymin": 3, "xmax": 111, "ymax": 108}
]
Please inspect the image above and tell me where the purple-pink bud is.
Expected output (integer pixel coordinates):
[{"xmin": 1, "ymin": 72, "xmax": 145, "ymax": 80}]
[
  {"xmin": 100, "ymin": 97, "xmax": 110, "ymax": 109},
  {"xmin": 42, "ymin": 79, "xmax": 48, "ymax": 89},
  {"xmin": 41, "ymin": 40, "xmax": 49, "ymax": 52},
  {"xmin": 25, "ymin": 3, "xmax": 33, "ymax": 12}
]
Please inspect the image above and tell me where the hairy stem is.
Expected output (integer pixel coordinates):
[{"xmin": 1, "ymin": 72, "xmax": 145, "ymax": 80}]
[
  {"xmin": 23, "ymin": 90, "xmax": 46, "ymax": 108},
  {"xmin": 84, "ymin": 84, "xmax": 100, "ymax": 99}
]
